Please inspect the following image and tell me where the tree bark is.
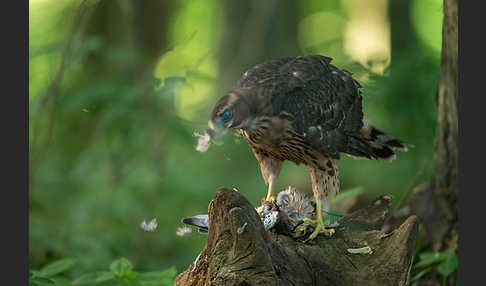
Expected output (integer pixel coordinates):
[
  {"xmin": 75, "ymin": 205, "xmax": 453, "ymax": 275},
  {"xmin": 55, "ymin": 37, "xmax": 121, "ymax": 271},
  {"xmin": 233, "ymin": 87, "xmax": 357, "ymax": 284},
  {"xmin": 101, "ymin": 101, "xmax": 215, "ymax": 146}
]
[
  {"xmin": 175, "ymin": 188, "xmax": 419, "ymax": 286},
  {"xmin": 412, "ymin": 0, "xmax": 458, "ymax": 254},
  {"xmin": 410, "ymin": 0, "xmax": 458, "ymax": 284},
  {"xmin": 434, "ymin": 0, "xmax": 458, "ymax": 197}
]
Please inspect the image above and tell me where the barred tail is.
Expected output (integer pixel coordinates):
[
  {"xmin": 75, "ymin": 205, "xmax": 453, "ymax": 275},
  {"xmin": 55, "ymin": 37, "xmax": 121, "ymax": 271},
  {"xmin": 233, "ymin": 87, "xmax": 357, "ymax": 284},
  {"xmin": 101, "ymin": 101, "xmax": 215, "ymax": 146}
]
[{"xmin": 345, "ymin": 123, "xmax": 408, "ymax": 162}]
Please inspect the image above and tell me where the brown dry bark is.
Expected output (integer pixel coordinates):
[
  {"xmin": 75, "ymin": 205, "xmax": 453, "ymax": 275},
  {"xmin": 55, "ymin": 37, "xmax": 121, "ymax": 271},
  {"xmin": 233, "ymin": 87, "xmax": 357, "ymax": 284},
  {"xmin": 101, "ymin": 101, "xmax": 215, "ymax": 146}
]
[
  {"xmin": 410, "ymin": 0, "xmax": 458, "ymax": 285},
  {"xmin": 413, "ymin": 0, "xmax": 458, "ymax": 250},
  {"xmin": 176, "ymin": 188, "xmax": 419, "ymax": 286}
]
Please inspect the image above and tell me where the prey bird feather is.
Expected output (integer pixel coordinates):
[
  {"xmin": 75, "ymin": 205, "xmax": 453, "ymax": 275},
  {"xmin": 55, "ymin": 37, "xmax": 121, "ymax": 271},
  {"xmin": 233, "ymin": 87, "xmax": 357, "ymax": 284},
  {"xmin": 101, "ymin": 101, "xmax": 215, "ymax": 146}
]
[{"xmin": 182, "ymin": 187, "xmax": 317, "ymax": 236}]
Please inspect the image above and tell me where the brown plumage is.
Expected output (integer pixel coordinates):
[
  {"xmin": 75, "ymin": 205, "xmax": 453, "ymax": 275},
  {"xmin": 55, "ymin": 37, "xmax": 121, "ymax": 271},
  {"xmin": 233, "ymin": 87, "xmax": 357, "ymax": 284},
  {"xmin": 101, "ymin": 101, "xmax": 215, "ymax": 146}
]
[{"xmin": 208, "ymin": 55, "xmax": 406, "ymax": 240}]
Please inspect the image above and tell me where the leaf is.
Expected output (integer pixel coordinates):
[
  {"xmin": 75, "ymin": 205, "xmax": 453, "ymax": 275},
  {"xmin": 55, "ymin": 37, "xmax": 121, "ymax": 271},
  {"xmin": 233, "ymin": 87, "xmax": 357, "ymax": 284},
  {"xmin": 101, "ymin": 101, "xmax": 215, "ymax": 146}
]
[
  {"xmin": 31, "ymin": 276, "xmax": 55, "ymax": 285},
  {"xmin": 72, "ymin": 271, "xmax": 115, "ymax": 285},
  {"xmin": 137, "ymin": 267, "xmax": 177, "ymax": 286},
  {"xmin": 51, "ymin": 277, "xmax": 73, "ymax": 286},
  {"xmin": 415, "ymin": 250, "xmax": 454, "ymax": 268},
  {"xmin": 346, "ymin": 246, "xmax": 373, "ymax": 255},
  {"xmin": 410, "ymin": 266, "xmax": 434, "ymax": 282},
  {"xmin": 29, "ymin": 270, "xmax": 54, "ymax": 286},
  {"xmin": 437, "ymin": 254, "xmax": 458, "ymax": 277},
  {"xmin": 39, "ymin": 258, "xmax": 78, "ymax": 277},
  {"xmin": 324, "ymin": 210, "xmax": 347, "ymax": 224},
  {"xmin": 115, "ymin": 277, "xmax": 141, "ymax": 286},
  {"xmin": 330, "ymin": 187, "xmax": 364, "ymax": 204},
  {"xmin": 122, "ymin": 271, "xmax": 138, "ymax": 279},
  {"xmin": 110, "ymin": 258, "xmax": 133, "ymax": 277}
]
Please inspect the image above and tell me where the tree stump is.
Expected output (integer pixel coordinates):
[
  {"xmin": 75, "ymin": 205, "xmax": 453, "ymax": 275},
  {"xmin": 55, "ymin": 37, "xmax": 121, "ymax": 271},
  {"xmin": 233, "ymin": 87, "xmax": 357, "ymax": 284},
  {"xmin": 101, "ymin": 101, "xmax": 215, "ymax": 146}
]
[{"xmin": 175, "ymin": 188, "xmax": 418, "ymax": 286}]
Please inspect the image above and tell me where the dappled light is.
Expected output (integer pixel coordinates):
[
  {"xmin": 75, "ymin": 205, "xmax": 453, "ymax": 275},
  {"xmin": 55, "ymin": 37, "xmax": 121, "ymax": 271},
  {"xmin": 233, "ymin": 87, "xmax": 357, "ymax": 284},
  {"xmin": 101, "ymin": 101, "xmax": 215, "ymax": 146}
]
[
  {"xmin": 342, "ymin": 0, "xmax": 391, "ymax": 75},
  {"xmin": 412, "ymin": 0, "xmax": 443, "ymax": 55},
  {"xmin": 29, "ymin": 0, "xmax": 447, "ymax": 283}
]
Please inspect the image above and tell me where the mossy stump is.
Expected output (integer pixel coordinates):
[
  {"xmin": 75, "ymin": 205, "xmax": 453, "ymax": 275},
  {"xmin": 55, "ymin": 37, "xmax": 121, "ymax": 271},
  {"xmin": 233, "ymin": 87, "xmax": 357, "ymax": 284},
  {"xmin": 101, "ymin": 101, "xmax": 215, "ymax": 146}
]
[{"xmin": 175, "ymin": 188, "xmax": 418, "ymax": 286}]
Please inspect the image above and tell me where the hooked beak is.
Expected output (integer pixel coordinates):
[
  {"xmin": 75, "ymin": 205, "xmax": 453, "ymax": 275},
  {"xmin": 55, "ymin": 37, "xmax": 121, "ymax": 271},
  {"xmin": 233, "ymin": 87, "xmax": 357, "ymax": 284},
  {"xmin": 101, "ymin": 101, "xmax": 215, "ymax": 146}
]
[{"xmin": 207, "ymin": 119, "xmax": 227, "ymax": 145}]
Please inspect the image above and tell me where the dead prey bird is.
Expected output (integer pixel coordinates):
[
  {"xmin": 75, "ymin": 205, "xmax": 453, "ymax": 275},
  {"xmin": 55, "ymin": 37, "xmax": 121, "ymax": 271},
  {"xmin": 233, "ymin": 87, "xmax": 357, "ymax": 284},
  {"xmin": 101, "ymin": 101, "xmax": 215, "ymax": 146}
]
[
  {"xmin": 181, "ymin": 187, "xmax": 332, "ymax": 239},
  {"xmin": 207, "ymin": 55, "xmax": 407, "ymax": 241}
]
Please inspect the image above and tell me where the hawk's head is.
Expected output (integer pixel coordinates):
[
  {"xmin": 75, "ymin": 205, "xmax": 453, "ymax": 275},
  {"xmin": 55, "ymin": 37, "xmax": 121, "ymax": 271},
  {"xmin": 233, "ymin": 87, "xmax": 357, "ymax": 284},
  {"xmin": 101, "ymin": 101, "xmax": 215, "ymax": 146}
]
[{"xmin": 208, "ymin": 88, "xmax": 254, "ymax": 138}]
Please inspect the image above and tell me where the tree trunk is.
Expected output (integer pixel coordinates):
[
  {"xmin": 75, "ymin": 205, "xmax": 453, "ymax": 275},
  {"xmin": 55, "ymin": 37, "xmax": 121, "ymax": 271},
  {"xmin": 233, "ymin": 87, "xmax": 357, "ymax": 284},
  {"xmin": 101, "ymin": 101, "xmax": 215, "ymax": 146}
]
[
  {"xmin": 413, "ymin": 0, "xmax": 458, "ymax": 255},
  {"xmin": 434, "ymin": 0, "xmax": 458, "ymax": 200},
  {"xmin": 82, "ymin": 0, "xmax": 172, "ymax": 80},
  {"xmin": 411, "ymin": 0, "xmax": 458, "ymax": 284},
  {"xmin": 218, "ymin": 0, "xmax": 300, "ymax": 94},
  {"xmin": 175, "ymin": 188, "xmax": 419, "ymax": 286},
  {"xmin": 389, "ymin": 0, "xmax": 418, "ymax": 60}
]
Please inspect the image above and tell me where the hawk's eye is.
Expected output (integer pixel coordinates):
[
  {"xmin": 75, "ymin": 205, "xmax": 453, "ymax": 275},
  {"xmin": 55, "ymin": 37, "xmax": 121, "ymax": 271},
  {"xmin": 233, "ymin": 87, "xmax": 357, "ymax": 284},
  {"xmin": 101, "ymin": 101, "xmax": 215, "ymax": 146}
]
[{"xmin": 221, "ymin": 109, "xmax": 232, "ymax": 122}]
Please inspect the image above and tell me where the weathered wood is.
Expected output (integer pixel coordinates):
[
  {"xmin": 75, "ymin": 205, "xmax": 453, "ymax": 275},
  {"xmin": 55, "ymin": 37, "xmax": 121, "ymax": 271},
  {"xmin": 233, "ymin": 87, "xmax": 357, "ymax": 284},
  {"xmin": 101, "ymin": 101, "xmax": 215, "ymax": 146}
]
[
  {"xmin": 175, "ymin": 188, "xmax": 419, "ymax": 286},
  {"xmin": 410, "ymin": 1, "xmax": 458, "ymax": 285}
]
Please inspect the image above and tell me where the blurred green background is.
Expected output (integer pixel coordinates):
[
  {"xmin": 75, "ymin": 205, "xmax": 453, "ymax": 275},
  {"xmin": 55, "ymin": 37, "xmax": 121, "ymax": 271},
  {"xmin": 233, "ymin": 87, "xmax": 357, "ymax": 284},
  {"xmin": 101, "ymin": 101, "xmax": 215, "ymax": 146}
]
[{"xmin": 29, "ymin": 0, "xmax": 443, "ymax": 277}]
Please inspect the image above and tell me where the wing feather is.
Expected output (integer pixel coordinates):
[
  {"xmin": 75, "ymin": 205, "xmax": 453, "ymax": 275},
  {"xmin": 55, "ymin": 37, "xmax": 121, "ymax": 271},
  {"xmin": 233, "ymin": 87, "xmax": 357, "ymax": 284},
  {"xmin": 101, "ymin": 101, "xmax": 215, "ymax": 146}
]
[{"xmin": 236, "ymin": 55, "xmax": 363, "ymax": 159}]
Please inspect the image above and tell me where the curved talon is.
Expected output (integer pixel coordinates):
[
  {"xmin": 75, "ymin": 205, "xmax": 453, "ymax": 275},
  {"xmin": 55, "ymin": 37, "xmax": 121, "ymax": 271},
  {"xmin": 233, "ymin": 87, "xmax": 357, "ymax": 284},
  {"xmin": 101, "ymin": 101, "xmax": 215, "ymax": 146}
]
[
  {"xmin": 301, "ymin": 217, "xmax": 335, "ymax": 242},
  {"xmin": 292, "ymin": 220, "xmax": 305, "ymax": 232},
  {"xmin": 295, "ymin": 223, "xmax": 308, "ymax": 237},
  {"xmin": 308, "ymin": 222, "xmax": 335, "ymax": 240}
]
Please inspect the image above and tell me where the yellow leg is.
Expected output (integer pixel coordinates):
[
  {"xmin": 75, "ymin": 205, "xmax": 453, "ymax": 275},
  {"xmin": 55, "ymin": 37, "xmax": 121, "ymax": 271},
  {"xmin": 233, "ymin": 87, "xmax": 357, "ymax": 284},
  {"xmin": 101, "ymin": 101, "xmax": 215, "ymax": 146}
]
[
  {"xmin": 257, "ymin": 180, "xmax": 276, "ymax": 216},
  {"xmin": 265, "ymin": 180, "xmax": 275, "ymax": 202},
  {"xmin": 298, "ymin": 199, "xmax": 335, "ymax": 241}
]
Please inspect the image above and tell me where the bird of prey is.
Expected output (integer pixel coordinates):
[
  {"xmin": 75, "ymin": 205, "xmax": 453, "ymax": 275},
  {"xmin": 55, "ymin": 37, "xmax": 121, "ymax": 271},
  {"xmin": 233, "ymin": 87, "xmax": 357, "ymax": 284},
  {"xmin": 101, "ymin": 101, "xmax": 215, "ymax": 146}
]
[{"xmin": 207, "ymin": 55, "xmax": 406, "ymax": 240}]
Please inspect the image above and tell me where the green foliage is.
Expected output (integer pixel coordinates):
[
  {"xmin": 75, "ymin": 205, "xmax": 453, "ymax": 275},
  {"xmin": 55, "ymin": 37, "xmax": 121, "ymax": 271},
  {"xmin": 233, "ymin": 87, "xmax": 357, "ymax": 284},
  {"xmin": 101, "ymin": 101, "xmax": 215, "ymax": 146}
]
[
  {"xmin": 73, "ymin": 272, "xmax": 115, "ymax": 285},
  {"xmin": 411, "ymin": 0, "xmax": 443, "ymax": 55},
  {"xmin": 330, "ymin": 186, "xmax": 364, "ymax": 205},
  {"xmin": 411, "ymin": 249, "xmax": 458, "ymax": 282},
  {"xmin": 29, "ymin": 0, "xmax": 445, "ymax": 277},
  {"xmin": 322, "ymin": 187, "xmax": 364, "ymax": 224},
  {"xmin": 110, "ymin": 258, "xmax": 134, "ymax": 278},
  {"xmin": 30, "ymin": 271, "xmax": 55, "ymax": 286},
  {"xmin": 39, "ymin": 258, "xmax": 79, "ymax": 278},
  {"xmin": 137, "ymin": 268, "xmax": 178, "ymax": 286},
  {"xmin": 30, "ymin": 258, "xmax": 176, "ymax": 286}
]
